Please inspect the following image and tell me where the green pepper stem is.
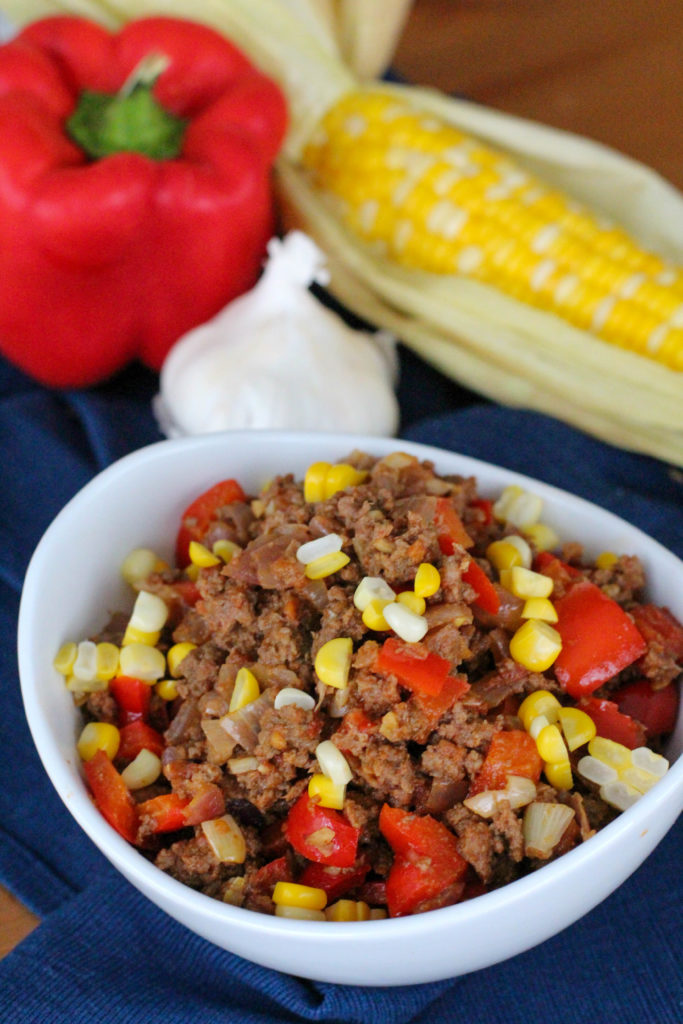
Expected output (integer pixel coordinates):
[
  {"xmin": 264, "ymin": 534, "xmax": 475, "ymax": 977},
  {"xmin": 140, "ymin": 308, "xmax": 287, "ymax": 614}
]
[{"xmin": 66, "ymin": 52, "xmax": 187, "ymax": 162}]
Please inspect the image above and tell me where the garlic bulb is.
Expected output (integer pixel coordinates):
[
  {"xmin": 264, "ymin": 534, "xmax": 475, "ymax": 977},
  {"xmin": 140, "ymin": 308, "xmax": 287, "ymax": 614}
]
[{"xmin": 154, "ymin": 231, "xmax": 399, "ymax": 437}]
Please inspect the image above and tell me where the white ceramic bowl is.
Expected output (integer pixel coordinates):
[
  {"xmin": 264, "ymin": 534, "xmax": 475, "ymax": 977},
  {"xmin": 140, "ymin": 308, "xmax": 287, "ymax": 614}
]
[{"xmin": 18, "ymin": 431, "xmax": 683, "ymax": 986}]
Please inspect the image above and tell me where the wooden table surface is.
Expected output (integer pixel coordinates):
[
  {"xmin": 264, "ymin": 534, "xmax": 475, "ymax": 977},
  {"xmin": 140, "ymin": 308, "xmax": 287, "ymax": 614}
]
[{"xmin": 3, "ymin": 0, "xmax": 682, "ymax": 959}]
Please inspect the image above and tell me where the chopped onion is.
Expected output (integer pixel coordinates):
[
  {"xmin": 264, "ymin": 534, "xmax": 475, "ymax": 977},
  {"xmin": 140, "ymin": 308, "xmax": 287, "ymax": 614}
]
[
  {"xmin": 523, "ymin": 802, "xmax": 574, "ymax": 859},
  {"xmin": 201, "ymin": 814, "xmax": 247, "ymax": 863},
  {"xmin": 465, "ymin": 776, "xmax": 536, "ymax": 819},
  {"xmin": 219, "ymin": 691, "xmax": 273, "ymax": 752},
  {"xmin": 201, "ymin": 719, "xmax": 237, "ymax": 764},
  {"xmin": 228, "ymin": 756, "xmax": 259, "ymax": 774}
]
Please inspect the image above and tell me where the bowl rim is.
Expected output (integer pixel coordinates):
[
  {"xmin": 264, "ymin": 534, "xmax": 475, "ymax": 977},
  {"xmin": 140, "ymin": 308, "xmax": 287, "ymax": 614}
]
[{"xmin": 17, "ymin": 430, "xmax": 683, "ymax": 970}]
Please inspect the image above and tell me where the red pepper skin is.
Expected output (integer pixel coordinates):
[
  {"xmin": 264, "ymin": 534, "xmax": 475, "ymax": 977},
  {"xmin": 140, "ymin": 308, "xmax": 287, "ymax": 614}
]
[
  {"xmin": 376, "ymin": 637, "xmax": 452, "ymax": 697},
  {"xmin": 553, "ymin": 581, "xmax": 647, "ymax": 698},
  {"xmin": 109, "ymin": 675, "xmax": 151, "ymax": 726},
  {"xmin": 116, "ymin": 720, "xmax": 165, "ymax": 763},
  {"xmin": 434, "ymin": 498, "xmax": 473, "ymax": 554},
  {"xmin": 379, "ymin": 805, "xmax": 468, "ymax": 917},
  {"xmin": 462, "ymin": 559, "xmax": 500, "ymax": 615},
  {"xmin": 579, "ymin": 696, "xmax": 646, "ymax": 750},
  {"xmin": 137, "ymin": 793, "xmax": 191, "ymax": 834},
  {"xmin": 610, "ymin": 678, "xmax": 679, "ymax": 739},
  {"xmin": 175, "ymin": 478, "xmax": 246, "ymax": 567},
  {"xmin": 0, "ymin": 17, "xmax": 287, "ymax": 387},
  {"xmin": 299, "ymin": 860, "xmax": 370, "ymax": 902},
  {"xmin": 629, "ymin": 604, "xmax": 683, "ymax": 662},
  {"xmin": 284, "ymin": 795, "xmax": 360, "ymax": 868},
  {"xmin": 83, "ymin": 749, "xmax": 139, "ymax": 843},
  {"xmin": 469, "ymin": 730, "xmax": 543, "ymax": 795}
]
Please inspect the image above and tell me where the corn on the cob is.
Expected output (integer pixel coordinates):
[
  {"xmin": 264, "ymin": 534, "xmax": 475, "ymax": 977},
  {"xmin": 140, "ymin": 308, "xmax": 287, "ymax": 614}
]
[{"xmin": 303, "ymin": 90, "xmax": 683, "ymax": 370}]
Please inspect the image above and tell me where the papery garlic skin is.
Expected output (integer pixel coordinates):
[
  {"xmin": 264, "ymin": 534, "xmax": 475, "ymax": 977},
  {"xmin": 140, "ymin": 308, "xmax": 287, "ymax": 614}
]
[{"xmin": 155, "ymin": 232, "xmax": 399, "ymax": 437}]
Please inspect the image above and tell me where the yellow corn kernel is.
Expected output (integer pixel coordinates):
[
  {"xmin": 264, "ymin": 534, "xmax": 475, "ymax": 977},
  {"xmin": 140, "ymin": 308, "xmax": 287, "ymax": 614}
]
[
  {"xmin": 305, "ymin": 550, "xmax": 350, "ymax": 579},
  {"xmin": 599, "ymin": 779, "xmax": 641, "ymax": 812},
  {"xmin": 155, "ymin": 678, "xmax": 178, "ymax": 701},
  {"xmin": 73, "ymin": 640, "xmax": 98, "ymax": 683},
  {"xmin": 523, "ymin": 523, "xmax": 560, "ymax": 553},
  {"xmin": 324, "ymin": 463, "xmax": 368, "ymax": 499},
  {"xmin": 362, "ymin": 598, "xmax": 392, "ymax": 631},
  {"xmin": 486, "ymin": 539, "xmax": 523, "ymax": 571},
  {"xmin": 275, "ymin": 905, "xmax": 327, "ymax": 921},
  {"xmin": 122, "ymin": 625, "xmax": 160, "ymax": 647},
  {"xmin": 315, "ymin": 740, "xmax": 353, "ymax": 786},
  {"xmin": 167, "ymin": 642, "xmax": 197, "ymax": 678},
  {"xmin": 518, "ymin": 690, "xmax": 561, "ymax": 731},
  {"xmin": 308, "ymin": 773, "xmax": 346, "ymax": 810},
  {"xmin": 121, "ymin": 548, "xmax": 167, "ymax": 585},
  {"xmin": 272, "ymin": 881, "xmax": 327, "ymax": 911},
  {"xmin": 77, "ymin": 721, "xmax": 120, "ymax": 762},
  {"xmin": 370, "ymin": 908, "xmax": 388, "ymax": 920},
  {"xmin": 325, "ymin": 899, "xmax": 371, "ymax": 922},
  {"xmin": 95, "ymin": 642, "xmax": 120, "ymax": 681},
  {"xmin": 315, "ymin": 637, "xmax": 353, "ymax": 689},
  {"xmin": 212, "ymin": 539, "xmax": 241, "ymax": 563},
  {"xmin": 118, "ymin": 643, "xmax": 166, "ymax": 682},
  {"xmin": 229, "ymin": 667, "xmax": 261, "ymax": 712},
  {"xmin": 521, "ymin": 597, "xmax": 558, "ymax": 622},
  {"xmin": 509, "ymin": 620, "xmax": 562, "ymax": 672},
  {"xmin": 414, "ymin": 562, "xmax": 440, "ymax": 598},
  {"xmin": 544, "ymin": 760, "xmax": 573, "ymax": 790},
  {"xmin": 185, "ymin": 563, "xmax": 200, "ymax": 582},
  {"xmin": 396, "ymin": 590, "xmax": 426, "ymax": 616},
  {"xmin": 588, "ymin": 736, "xmax": 632, "ymax": 772},
  {"xmin": 54, "ymin": 641, "xmax": 78, "ymax": 676},
  {"xmin": 121, "ymin": 748, "xmax": 162, "ymax": 790},
  {"xmin": 507, "ymin": 566, "xmax": 554, "ymax": 599},
  {"xmin": 129, "ymin": 590, "xmax": 169, "ymax": 632},
  {"xmin": 304, "ymin": 461, "xmax": 332, "ymax": 503},
  {"xmin": 383, "ymin": 601, "xmax": 428, "ymax": 643},
  {"xmin": 493, "ymin": 486, "xmax": 543, "ymax": 529},
  {"xmin": 536, "ymin": 723, "xmax": 569, "ymax": 764},
  {"xmin": 557, "ymin": 707, "xmax": 596, "ymax": 751},
  {"xmin": 595, "ymin": 550, "xmax": 618, "ymax": 569},
  {"xmin": 354, "ymin": 576, "xmax": 396, "ymax": 611},
  {"xmin": 189, "ymin": 540, "xmax": 221, "ymax": 568}
]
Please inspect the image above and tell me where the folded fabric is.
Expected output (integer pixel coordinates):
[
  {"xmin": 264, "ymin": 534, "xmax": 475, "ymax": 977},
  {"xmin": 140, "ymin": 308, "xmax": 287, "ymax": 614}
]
[{"xmin": 1, "ymin": 351, "xmax": 681, "ymax": 1023}]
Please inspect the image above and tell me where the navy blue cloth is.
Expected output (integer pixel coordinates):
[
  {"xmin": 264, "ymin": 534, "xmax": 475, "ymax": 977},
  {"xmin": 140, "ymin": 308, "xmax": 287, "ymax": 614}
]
[{"xmin": 1, "ymin": 348, "xmax": 681, "ymax": 1023}]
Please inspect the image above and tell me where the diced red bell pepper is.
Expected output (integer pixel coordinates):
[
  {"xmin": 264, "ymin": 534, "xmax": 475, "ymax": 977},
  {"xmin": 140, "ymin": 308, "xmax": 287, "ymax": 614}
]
[
  {"xmin": 469, "ymin": 729, "xmax": 543, "ymax": 796},
  {"xmin": 462, "ymin": 559, "xmax": 500, "ymax": 615},
  {"xmin": 379, "ymin": 805, "xmax": 468, "ymax": 917},
  {"xmin": 116, "ymin": 720, "xmax": 164, "ymax": 763},
  {"xmin": 109, "ymin": 674, "xmax": 151, "ymax": 725},
  {"xmin": 412, "ymin": 673, "xmax": 470, "ymax": 727},
  {"xmin": 175, "ymin": 478, "xmax": 246, "ymax": 566},
  {"xmin": 629, "ymin": 604, "xmax": 683, "ymax": 661},
  {"xmin": 609, "ymin": 678, "xmax": 679, "ymax": 739},
  {"xmin": 553, "ymin": 580, "xmax": 647, "ymax": 698},
  {"xmin": 84, "ymin": 749, "xmax": 139, "ymax": 843},
  {"xmin": 137, "ymin": 793, "xmax": 191, "ymax": 833},
  {"xmin": 534, "ymin": 552, "xmax": 582, "ymax": 591},
  {"xmin": 579, "ymin": 696, "xmax": 646, "ymax": 750},
  {"xmin": 299, "ymin": 859, "xmax": 370, "ymax": 902},
  {"xmin": 377, "ymin": 637, "xmax": 452, "ymax": 697},
  {"xmin": 284, "ymin": 794, "xmax": 360, "ymax": 868},
  {"xmin": 434, "ymin": 498, "xmax": 473, "ymax": 554},
  {"xmin": 469, "ymin": 498, "xmax": 494, "ymax": 526},
  {"xmin": 249, "ymin": 856, "xmax": 293, "ymax": 896}
]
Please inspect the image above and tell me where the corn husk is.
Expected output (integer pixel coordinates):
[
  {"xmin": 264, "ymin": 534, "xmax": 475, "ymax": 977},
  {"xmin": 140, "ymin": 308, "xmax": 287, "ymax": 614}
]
[{"xmin": 4, "ymin": 0, "xmax": 683, "ymax": 463}]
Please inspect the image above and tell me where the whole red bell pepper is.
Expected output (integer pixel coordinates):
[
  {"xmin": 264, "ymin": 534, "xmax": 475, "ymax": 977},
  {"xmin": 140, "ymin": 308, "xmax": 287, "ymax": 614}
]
[{"xmin": 0, "ymin": 16, "xmax": 287, "ymax": 387}]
